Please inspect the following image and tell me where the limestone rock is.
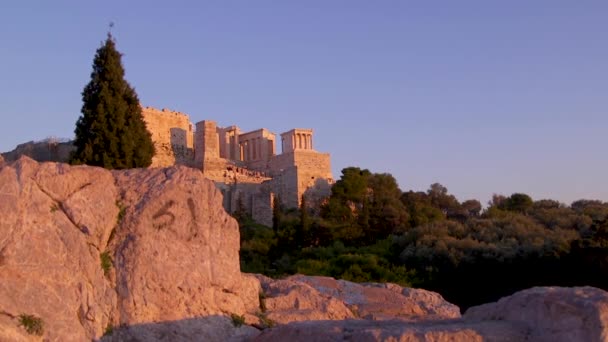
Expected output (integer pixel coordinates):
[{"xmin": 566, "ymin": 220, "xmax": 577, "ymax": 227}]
[
  {"xmin": 101, "ymin": 315, "xmax": 260, "ymax": 342},
  {"xmin": 255, "ymin": 286, "xmax": 608, "ymax": 342},
  {"xmin": 112, "ymin": 166, "xmax": 260, "ymax": 325},
  {"xmin": 464, "ymin": 286, "xmax": 608, "ymax": 342},
  {"xmin": 285, "ymin": 275, "xmax": 460, "ymax": 320},
  {"xmin": 252, "ymin": 319, "xmax": 527, "ymax": 342},
  {"xmin": 0, "ymin": 157, "xmax": 117, "ymax": 341},
  {"xmin": 255, "ymin": 275, "xmax": 355, "ymax": 324},
  {"xmin": 0, "ymin": 157, "xmax": 259, "ymax": 341}
]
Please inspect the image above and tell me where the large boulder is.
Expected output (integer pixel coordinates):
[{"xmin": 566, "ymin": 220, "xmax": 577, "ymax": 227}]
[
  {"xmin": 0, "ymin": 157, "xmax": 260, "ymax": 341},
  {"xmin": 280, "ymin": 275, "xmax": 460, "ymax": 321},
  {"xmin": 253, "ymin": 319, "xmax": 527, "ymax": 342},
  {"xmin": 255, "ymin": 286, "xmax": 608, "ymax": 342},
  {"xmin": 255, "ymin": 275, "xmax": 355, "ymax": 324},
  {"xmin": 0, "ymin": 157, "xmax": 117, "ymax": 341},
  {"xmin": 464, "ymin": 286, "xmax": 608, "ymax": 342},
  {"xmin": 111, "ymin": 166, "xmax": 260, "ymax": 324}
]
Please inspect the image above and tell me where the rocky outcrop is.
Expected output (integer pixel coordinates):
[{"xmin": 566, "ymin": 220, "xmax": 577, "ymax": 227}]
[
  {"xmin": 0, "ymin": 157, "xmax": 259, "ymax": 341},
  {"xmin": 463, "ymin": 286, "xmax": 608, "ymax": 342},
  {"xmin": 255, "ymin": 275, "xmax": 459, "ymax": 324},
  {"xmin": 289, "ymin": 275, "xmax": 460, "ymax": 320},
  {"xmin": 253, "ymin": 319, "xmax": 527, "ymax": 342},
  {"xmin": 255, "ymin": 275, "xmax": 355, "ymax": 324},
  {"xmin": 255, "ymin": 286, "xmax": 608, "ymax": 342},
  {"xmin": 3, "ymin": 157, "xmax": 608, "ymax": 342},
  {"xmin": 0, "ymin": 157, "xmax": 117, "ymax": 341}
]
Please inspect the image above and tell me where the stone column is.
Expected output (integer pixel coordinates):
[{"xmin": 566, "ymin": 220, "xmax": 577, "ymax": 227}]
[{"xmin": 257, "ymin": 137, "xmax": 262, "ymax": 160}]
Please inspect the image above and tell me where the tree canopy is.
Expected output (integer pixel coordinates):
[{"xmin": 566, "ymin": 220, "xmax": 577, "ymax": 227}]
[
  {"xmin": 239, "ymin": 165, "xmax": 608, "ymax": 311},
  {"xmin": 71, "ymin": 33, "xmax": 154, "ymax": 169}
]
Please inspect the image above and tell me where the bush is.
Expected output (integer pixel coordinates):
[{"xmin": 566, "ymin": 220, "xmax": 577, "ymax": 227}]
[
  {"xmin": 18, "ymin": 314, "xmax": 44, "ymax": 336},
  {"xmin": 256, "ymin": 312, "xmax": 275, "ymax": 329},
  {"xmin": 230, "ymin": 313, "xmax": 245, "ymax": 327},
  {"xmin": 100, "ymin": 251, "xmax": 112, "ymax": 276},
  {"xmin": 103, "ymin": 324, "xmax": 114, "ymax": 336}
]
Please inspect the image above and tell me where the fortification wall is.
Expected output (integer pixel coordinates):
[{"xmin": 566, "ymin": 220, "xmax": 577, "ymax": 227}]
[
  {"xmin": 294, "ymin": 151, "xmax": 332, "ymax": 208},
  {"xmin": 141, "ymin": 107, "xmax": 194, "ymax": 167},
  {"xmin": 1, "ymin": 140, "xmax": 74, "ymax": 163}
]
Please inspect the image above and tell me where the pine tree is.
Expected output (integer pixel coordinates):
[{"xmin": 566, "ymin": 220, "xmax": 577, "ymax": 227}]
[{"xmin": 71, "ymin": 33, "xmax": 154, "ymax": 169}]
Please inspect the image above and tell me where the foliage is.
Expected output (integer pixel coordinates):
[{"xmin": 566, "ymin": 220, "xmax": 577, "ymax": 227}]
[
  {"xmin": 103, "ymin": 324, "xmax": 114, "ymax": 336},
  {"xmin": 230, "ymin": 313, "xmax": 245, "ymax": 327},
  {"xmin": 238, "ymin": 164, "xmax": 608, "ymax": 312},
  {"xmin": 18, "ymin": 314, "xmax": 44, "ymax": 336},
  {"xmin": 100, "ymin": 251, "xmax": 112, "ymax": 276},
  {"xmin": 116, "ymin": 200, "xmax": 126, "ymax": 224},
  {"xmin": 71, "ymin": 33, "xmax": 154, "ymax": 169},
  {"xmin": 255, "ymin": 312, "xmax": 275, "ymax": 329}
]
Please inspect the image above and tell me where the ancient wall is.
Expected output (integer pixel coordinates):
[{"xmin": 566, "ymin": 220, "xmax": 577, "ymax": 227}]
[
  {"xmin": 141, "ymin": 106, "xmax": 194, "ymax": 167},
  {"xmin": 265, "ymin": 150, "xmax": 332, "ymax": 209},
  {"xmin": 194, "ymin": 120, "xmax": 221, "ymax": 171},
  {"xmin": 1, "ymin": 140, "xmax": 74, "ymax": 163}
]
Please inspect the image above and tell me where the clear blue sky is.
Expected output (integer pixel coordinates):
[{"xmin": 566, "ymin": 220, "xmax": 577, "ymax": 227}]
[{"xmin": 1, "ymin": 1, "xmax": 607, "ymax": 206}]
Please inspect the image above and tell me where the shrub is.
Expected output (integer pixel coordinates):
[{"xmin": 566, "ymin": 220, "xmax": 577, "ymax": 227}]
[
  {"xmin": 116, "ymin": 201, "xmax": 126, "ymax": 224},
  {"xmin": 103, "ymin": 323, "xmax": 114, "ymax": 336},
  {"xmin": 100, "ymin": 251, "xmax": 112, "ymax": 276},
  {"xmin": 230, "ymin": 313, "xmax": 245, "ymax": 327},
  {"xmin": 256, "ymin": 312, "xmax": 275, "ymax": 329},
  {"xmin": 18, "ymin": 314, "xmax": 44, "ymax": 336}
]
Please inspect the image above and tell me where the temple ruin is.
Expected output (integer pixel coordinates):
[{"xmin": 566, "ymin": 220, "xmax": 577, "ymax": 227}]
[{"xmin": 141, "ymin": 106, "xmax": 333, "ymax": 226}]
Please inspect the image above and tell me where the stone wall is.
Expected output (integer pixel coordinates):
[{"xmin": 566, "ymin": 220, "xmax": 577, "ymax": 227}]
[
  {"xmin": 141, "ymin": 106, "xmax": 194, "ymax": 167},
  {"xmin": 1, "ymin": 140, "xmax": 74, "ymax": 163},
  {"xmin": 293, "ymin": 151, "xmax": 333, "ymax": 206}
]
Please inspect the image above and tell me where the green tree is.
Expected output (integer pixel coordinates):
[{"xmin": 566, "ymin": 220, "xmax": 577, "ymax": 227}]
[
  {"xmin": 71, "ymin": 33, "xmax": 154, "ymax": 169},
  {"xmin": 501, "ymin": 193, "xmax": 534, "ymax": 214},
  {"xmin": 272, "ymin": 195, "xmax": 282, "ymax": 236},
  {"xmin": 298, "ymin": 195, "xmax": 311, "ymax": 247}
]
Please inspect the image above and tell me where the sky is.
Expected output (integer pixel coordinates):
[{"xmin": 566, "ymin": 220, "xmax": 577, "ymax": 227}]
[{"xmin": 1, "ymin": 1, "xmax": 607, "ymax": 206}]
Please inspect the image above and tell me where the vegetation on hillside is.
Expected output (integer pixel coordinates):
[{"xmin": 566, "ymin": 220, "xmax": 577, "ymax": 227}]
[
  {"xmin": 71, "ymin": 32, "xmax": 154, "ymax": 169},
  {"xmin": 239, "ymin": 166, "xmax": 608, "ymax": 311}
]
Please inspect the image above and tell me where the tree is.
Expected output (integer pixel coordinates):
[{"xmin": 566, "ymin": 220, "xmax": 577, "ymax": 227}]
[
  {"xmin": 272, "ymin": 195, "xmax": 282, "ymax": 236},
  {"xmin": 298, "ymin": 195, "xmax": 311, "ymax": 247},
  {"xmin": 71, "ymin": 33, "xmax": 154, "ymax": 169},
  {"xmin": 502, "ymin": 193, "xmax": 533, "ymax": 214}
]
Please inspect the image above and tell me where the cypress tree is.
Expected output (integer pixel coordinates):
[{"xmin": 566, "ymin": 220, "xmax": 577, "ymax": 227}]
[{"xmin": 71, "ymin": 32, "xmax": 154, "ymax": 169}]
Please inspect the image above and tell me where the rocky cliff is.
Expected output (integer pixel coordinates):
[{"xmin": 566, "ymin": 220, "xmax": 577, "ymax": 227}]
[
  {"xmin": 0, "ymin": 157, "xmax": 258, "ymax": 341},
  {"xmin": 1, "ymin": 157, "xmax": 607, "ymax": 342}
]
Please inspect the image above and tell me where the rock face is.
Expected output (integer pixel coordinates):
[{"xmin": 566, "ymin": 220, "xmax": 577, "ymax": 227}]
[
  {"xmin": 3, "ymin": 157, "xmax": 608, "ymax": 342},
  {"xmin": 255, "ymin": 286, "xmax": 608, "ymax": 342},
  {"xmin": 0, "ymin": 157, "xmax": 258, "ymax": 341},
  {"xmin": 0, "ymin": 157, "xmax": 117, "ymax": 341},
  {"xmin": 255, "ymin": 275, "xmax": 459, "ymax": 324},
  {"xmin": 253, "ymin": 319, "xmax": 528, "ymax": 342},
  {"xmin": 464, "ymin": 286, "xmax": 608, "ymax": 342}
]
